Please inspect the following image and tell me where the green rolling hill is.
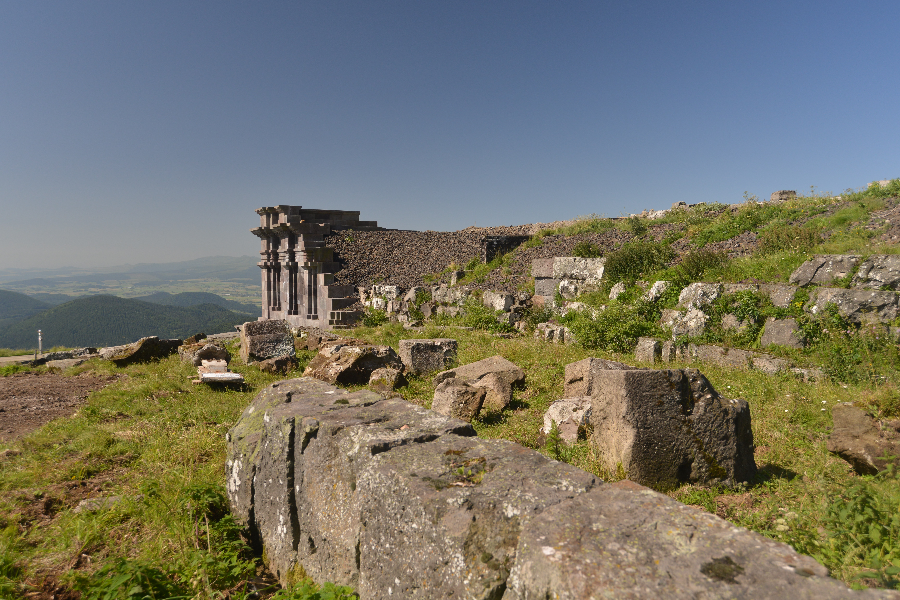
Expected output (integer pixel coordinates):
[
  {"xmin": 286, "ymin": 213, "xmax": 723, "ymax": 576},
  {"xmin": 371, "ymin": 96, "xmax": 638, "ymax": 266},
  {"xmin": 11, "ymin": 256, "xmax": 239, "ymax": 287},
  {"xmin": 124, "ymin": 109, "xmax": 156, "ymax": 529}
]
[
  {"xmin": 0, "ymin": 295, "xmax": 251, "ymax": 349},
  {"xmin": 135, "ymin": 291, "xmax": 259, "ymax": 314},
  {"xmin": 0, "ymin": 289, "xmax": 51, "ymax": 329}
]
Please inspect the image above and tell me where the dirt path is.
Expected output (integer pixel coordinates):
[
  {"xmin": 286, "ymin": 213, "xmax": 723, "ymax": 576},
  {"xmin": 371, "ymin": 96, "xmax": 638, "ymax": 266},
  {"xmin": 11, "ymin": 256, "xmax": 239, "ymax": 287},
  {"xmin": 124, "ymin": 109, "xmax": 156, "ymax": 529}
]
[{"xmin": 0, "ymin": 372, "xmax": 118, "ymax": 442}]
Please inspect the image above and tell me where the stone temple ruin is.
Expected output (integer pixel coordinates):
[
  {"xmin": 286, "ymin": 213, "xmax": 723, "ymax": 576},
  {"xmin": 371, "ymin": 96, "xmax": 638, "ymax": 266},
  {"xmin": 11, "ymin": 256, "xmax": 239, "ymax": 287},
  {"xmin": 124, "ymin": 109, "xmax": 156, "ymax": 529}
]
[{"xmin": 251, "ymin": 206, "xmax": 380, "ymax": 328}]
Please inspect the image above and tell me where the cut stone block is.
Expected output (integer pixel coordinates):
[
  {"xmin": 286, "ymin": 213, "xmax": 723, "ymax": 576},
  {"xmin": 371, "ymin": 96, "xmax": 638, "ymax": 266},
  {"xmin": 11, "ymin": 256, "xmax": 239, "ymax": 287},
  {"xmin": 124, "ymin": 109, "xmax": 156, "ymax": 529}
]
[
  {"xmin": 541, "ymin": 396, "xmax": 592, "ymax": 444},
  {"xmin": 471, "ymin": 372, "xmax": 513, "ymax": 412},
  {"xmin": 760, "ymin": 317, "xmax": 805, "ymax": 349},
  {"xmin": 433, "ymin": 355, "xmax": 526, "ymax": 389},
  {"xmin": 634, "ymin": 337, "xmax": 661, "ymax": 363},
  {"xmin": 357, "ymin": 435, "xmax": 597, "ymax": 599},
  {"xmin": 431, "ymin": 378, "xmax": 486, "ymax": 421},
  {"xmin": 240, "ymin": 319, "xmax": 295, "ymax": 364},
  {"xmin": 590, "ymin": 368, "xmax": 756, "ymax": 488},
  {"xmin": 505, "ymin": 480, "xmax": 877, "ymax": 600},
  {"xmin": 482, "ymin": 291, "xmax": 513, "ymax": 312},
  {"xmin": 304, "ymin": 341, "xmax": 403, "ymax": 385},
  {"xmin": 759, "ymin": 283, "xmax": 798, "ymax": 308},
  {"xmin": 398, "ymin": 338, "xmax": 458, "ymax": 376},
  {"xmin": 368, "ymin": 367, "xmax": 406, "ymax": 394},
  {"xmin": 563, "ymin": 357, "xmax": 633, "ymax": 397}
]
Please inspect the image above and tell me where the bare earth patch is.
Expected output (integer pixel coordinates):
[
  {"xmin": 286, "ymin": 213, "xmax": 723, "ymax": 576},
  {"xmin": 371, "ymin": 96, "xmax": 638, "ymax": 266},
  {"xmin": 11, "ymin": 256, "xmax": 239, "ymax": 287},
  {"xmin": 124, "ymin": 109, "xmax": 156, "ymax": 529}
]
[{"xmin": 0, "ymin": 372, "xmax": 118, "ymax": 442}]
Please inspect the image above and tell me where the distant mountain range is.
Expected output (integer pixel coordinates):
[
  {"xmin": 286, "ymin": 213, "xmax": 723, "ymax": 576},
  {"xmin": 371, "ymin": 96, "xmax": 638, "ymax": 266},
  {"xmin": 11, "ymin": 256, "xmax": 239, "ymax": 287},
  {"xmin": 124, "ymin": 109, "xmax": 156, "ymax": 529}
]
[
  {"xmin": 0, "ymin": 255, "xmax": 260, "ymax": 287},
  {"xmin": 0, "ymin": 294, "xmax": 254, "ymax": 349},
  {"xmin": 0, "ymin": 289, "xmax": 260, "ymax": 349}
]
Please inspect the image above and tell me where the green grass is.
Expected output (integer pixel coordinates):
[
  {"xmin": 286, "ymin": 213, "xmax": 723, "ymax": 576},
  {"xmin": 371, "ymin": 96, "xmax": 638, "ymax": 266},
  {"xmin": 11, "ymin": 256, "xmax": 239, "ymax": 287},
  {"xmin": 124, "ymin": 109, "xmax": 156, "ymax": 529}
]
[{"xmin": 0, "ymin": 340, "xmax": 330, "ymax": 599}]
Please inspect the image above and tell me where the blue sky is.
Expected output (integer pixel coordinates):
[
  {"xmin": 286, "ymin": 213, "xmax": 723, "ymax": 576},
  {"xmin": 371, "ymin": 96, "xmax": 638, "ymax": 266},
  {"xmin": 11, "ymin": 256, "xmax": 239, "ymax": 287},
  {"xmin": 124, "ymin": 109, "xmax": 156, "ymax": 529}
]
[{"xmin": 1, "ymin": 1, "xmax": 898, "ymax": 269}]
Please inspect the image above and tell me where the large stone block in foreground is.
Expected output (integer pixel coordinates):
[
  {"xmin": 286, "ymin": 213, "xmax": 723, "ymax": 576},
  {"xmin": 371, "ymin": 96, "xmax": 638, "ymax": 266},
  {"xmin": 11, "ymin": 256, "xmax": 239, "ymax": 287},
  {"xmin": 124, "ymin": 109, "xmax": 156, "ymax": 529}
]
[
  {"xmin": 506, "ymin": 479, "xmax": 895, "ymax": 600},
  {"xmin": 226, "ymin": 378, "xmax": 893, "ymax": 599},
  {"xmin": 590, "ymin": 368, "xmax": 756, "ymax": 488}
]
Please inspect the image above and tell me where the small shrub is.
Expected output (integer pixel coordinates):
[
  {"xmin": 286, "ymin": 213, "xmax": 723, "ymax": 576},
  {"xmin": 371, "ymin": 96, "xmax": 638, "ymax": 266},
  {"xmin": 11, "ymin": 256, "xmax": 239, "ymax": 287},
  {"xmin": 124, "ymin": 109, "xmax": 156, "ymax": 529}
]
[
  {"xmin": 758, "ymin": 223, "xmax": 822, "ymax": 254},
  {"xmin": 77, "ymin": 558, "xmax": 187, "ymax": 600},
  {"xmin": 673, "ymin": 248, "xmax": 729, "ymax": 284},
  {"xmin": 621, "ymin": 215, "xmax": 647, "ymax": 237},
  {"xmin": 360, "ymin": 307, "xmax": 389, "ymax": 327},
  {"xmin": 603, "ymin": 241, "xmax": 675, "ymax": 285},
  {"xmin": 270, "ymin": 580, "xmax": 358, "ymax": 600},
  {"xmin": 571, "ymin": 241, "xmax": 602, "ymax": 258},
  {"xmin": 817, "ymin": 465, "xmax": 900, "ymax": 589},
  {"xmin": 562, "ymin": 300, "xmax": 660, "ymax": 353}
]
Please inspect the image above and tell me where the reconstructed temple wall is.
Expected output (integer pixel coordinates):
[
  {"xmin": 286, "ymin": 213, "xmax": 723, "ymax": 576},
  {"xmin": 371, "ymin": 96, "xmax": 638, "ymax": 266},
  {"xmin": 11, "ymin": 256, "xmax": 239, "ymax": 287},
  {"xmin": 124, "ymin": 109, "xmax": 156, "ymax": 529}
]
[{"xmin": 252, "ymin": 206, "xmax": 380, "ymax": 328}]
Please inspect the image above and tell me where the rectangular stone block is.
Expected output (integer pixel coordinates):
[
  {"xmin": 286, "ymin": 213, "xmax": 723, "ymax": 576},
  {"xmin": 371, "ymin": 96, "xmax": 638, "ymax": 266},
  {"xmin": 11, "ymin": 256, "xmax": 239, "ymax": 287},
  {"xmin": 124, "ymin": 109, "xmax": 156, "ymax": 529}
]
[
  {"xmin": 590, "ymin": 369, "xmax": 756, "ymax": 489},
  {"xmin": 563, "ymin": 357, "xmax": 632, "ymax": 397},
  {"xmin": 398, "ymin": 338, "xmax": 458, "ymax": 376},
  {"xmin": 533, "ymin": 278, "xmax": 560, "ymax": 297},
  {"xmin": 531, "ymin": 258, "xmax": 555, "ymax": 279},
  {"xmin": 634, "ymin": 337, "xmax": 661, "ymax": 363}
]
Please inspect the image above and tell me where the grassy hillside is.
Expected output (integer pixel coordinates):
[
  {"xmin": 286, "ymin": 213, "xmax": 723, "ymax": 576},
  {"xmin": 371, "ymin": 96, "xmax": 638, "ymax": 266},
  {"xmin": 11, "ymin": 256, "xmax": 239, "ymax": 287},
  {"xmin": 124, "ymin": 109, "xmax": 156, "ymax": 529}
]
[
  {"xmin": 135, "ymin": 291, "xmax": 259, "ymax": 314},
  {"xmin": 0, "ymin": 289, "xmax": 50, "ymax": 329},
  {"xmin": 0, "ymin": 295, "xmax": 249, "ymax": 348}
]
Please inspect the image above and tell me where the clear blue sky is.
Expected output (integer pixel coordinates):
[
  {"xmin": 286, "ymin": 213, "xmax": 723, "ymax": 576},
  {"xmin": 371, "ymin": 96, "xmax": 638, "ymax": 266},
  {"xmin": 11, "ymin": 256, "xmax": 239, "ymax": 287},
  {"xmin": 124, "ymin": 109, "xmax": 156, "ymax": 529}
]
[{"xmin": 1, "ymin": 1, "xmax": 898, "ymax": 269}]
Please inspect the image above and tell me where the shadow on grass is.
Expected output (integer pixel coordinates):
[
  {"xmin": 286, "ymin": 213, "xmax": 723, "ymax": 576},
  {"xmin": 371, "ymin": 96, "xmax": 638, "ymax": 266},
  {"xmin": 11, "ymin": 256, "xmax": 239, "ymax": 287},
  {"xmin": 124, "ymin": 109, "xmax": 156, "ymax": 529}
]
[{"xmin": 755, "ymin": 463, "xmax": 798, "ymax": 484}]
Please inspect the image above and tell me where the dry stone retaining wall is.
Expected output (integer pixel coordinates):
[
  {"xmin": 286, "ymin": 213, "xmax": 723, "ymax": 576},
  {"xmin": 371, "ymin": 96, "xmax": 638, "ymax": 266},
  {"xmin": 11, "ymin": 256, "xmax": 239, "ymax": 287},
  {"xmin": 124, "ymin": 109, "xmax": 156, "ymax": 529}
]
[{"xmin": 226, "ymin": 377, "xmax": 896, "ymax": 599}]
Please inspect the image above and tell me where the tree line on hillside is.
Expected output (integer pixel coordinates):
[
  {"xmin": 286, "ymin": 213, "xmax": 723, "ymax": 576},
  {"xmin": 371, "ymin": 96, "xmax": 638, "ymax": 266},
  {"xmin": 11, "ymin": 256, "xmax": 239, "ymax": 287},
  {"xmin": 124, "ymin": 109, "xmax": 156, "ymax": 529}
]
[{"xmin": 0, "ymin": 295, "xmax": 252, "ymax": 349}]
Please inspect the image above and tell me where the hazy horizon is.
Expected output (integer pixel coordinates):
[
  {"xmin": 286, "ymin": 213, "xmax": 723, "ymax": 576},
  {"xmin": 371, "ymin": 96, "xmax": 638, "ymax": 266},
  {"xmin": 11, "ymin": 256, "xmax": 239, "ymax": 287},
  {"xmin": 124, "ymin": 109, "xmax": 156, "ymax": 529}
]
[{"xmin": 2, "ymin": 1, "xmax": 898, "ymax": 270}]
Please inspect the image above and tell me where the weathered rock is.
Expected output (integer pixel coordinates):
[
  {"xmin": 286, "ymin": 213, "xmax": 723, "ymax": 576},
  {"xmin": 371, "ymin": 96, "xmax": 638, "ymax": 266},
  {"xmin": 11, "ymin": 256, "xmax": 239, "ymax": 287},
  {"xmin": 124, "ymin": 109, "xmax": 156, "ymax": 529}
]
[
  {"xmin": 257, "ymin": 355, "xmax": 298, "ymax": 374},
  {"xmin": 482, "ymin": 291, "xmax": 513, "ymax": 312},
  {"xmin": 827, "ymin": 403, "xmax": 900, "ymax": 475},
  {"xmin": 304, "ymin": 342, "xmax": 403, "ymax": 385},
  {"xmin": 643, "ymin": 280, "xmax": 670, "ymax": 302},
  {"xmin": 437, "ymin": 305, "xmax": 461, "ymax": 317},
  {"xmin": 852, "ymin": 254, "xmax": 900, "ymax": 290},
  {"xmin": 759, "ymin": 283, "xmax": 798, "ymax": 308},
  {"xmin": 635, "ymin": 337, "xmax": 661, "ymax": 363},
  {"xmin": 664, "ymin": 307, "xmax": 709, "ymax": 338},
  {"xmin": 751, "ymin": 354, "xmax": 791, "ymax": 375},
  {"xmin": 770, "ymin": 189, "xmax": 797, "ymax": 202},
  {"xmin": 678, "ymin": 282, "xmax": 722, "ymax": 310},
  {"xmin": 449, "ymin": 269, "xmax": 467, "ymax": 286},
  {"xmin": 432, "ymin": 284, "xmax": 469, "ymax": 305},
  {"xmin": 228, "ymin": 379, "xmax": 889, "ymax": 599},
  {"xmin": 541, "ymin": 397, "xmax": 591, "ymax": 444},
  {"xmin": 371, "ymin": 284, "xmax": 400, "ymax": 300},
  {"xmin": 225, "ymin": 378, "xmax": 475, "ymax": 585},
  {"xmin": 552, "ymin": 257, "xmax": 605, "ymax": 285},
  {"xmin": 722, "ymin": 313, "xmax": 752, "ymax": 332},
  {"xmin": 402, "ymin": 286, "xmax": 425, "ymax": 303},
  {"xmin": 432, "ymin": 378, "xmax": 486, "ymax": 421},
  {"xmin": 505, "ymin": 479, "xmax": 891, "ymax": 600},
  {"xmin": 609, "ymin": 281, "xmax": 626, "ymax": 300},
  {"xmin": 433, "ymin": 355, "xmax": 526, "ymax": 389},
  {"xmin": 240, "ymin": 319, "xmax": 295, "ymax": 364},
  {"xmin": 356, "ymin": 435, "xmax": 598, "ymax": 599},
  {"xmin": 368, "ymin": 367, "xmax": 406, "ymax": 394},
  {"xmin": 103, "ymin": 336, "xmax": 182, "ymax": 366},
  {"xmin": 180, "ymin": 342, "xmax": 231, "ymax": 367},
  {"xmin": 531, "ymin": 258, "xmax": 555, "ymax": 279},
  {"xmin": 760, "ymin": 317, "xmax": 805, "ymax": 349},
  {"xmin": 534, "ymin": 322, "xmax": 571, "ymax": 343},
  {"xmin": 808, "ymin": 287, "xmax": 899, "ymax": 324},
  {"xmin": 471, "ymin": 372, "xmax": 513, "ymax": 412},
  {"xmin": 398, "ymin": 338, "xmax": 458, "ymax": 376},
  {"xmin": 563, "ymin": 357, "xmax": 632, "ymax": 397},
  {"xmin": 184, "ymin": 333, "xmax": 207, "ymax": 345},
  {"xmin": 723, "ymin": 283, "xmax": 758, "ymax": 295},
  {"xmin": 419, "ymin": 302, "xmax": 435, "ymax": 318},
  {"xmin": 790, "ymin": 254, "xmax": 861, "ymax": 287},
  {"xmin": 533, "ymin": 277, "xmax": 560, "ymax": 298},
  {"xmin": 590, "ymin": 368, "xmax": 756, "ymax": 488}
]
